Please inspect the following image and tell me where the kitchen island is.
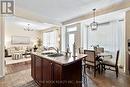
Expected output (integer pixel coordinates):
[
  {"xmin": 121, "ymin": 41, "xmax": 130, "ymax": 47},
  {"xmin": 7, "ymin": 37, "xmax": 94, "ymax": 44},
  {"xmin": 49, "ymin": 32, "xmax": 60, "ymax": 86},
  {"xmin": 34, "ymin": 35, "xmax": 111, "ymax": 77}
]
[
  {"xmin": 128, "ymin": 51, "xmax": 130, "ymax": 74},
  {"xmin": 31, "ymin": 52, "xmax": 87, "ymax": 87}
]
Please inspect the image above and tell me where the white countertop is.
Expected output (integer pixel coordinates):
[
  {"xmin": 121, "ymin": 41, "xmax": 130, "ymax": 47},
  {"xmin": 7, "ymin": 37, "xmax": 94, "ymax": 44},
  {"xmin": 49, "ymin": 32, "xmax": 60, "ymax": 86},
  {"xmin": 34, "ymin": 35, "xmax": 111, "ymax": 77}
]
[{"xmin": 31, "ymin": 52, "xmax": 87, "ymax": 65}]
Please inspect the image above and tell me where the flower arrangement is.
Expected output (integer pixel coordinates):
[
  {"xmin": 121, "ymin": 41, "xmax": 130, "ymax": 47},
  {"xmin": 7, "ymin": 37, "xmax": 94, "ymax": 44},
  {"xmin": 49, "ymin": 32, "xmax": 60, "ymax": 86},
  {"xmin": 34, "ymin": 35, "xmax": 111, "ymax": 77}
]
[{"xmin": 37, "ymin": 38, "xmax": 42, "ymax": 47}]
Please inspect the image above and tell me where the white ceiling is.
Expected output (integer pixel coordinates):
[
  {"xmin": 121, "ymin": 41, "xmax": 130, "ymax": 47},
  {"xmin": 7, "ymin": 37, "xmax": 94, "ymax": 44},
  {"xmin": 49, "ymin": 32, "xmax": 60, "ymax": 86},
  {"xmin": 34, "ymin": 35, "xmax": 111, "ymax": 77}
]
[
  {"xmin": 15, "ymin": 0, "xmax": 123, "ymax": 22},
  {"xmin": 6, "ymin": 16, "xmax": 56, "ymax": 30}
]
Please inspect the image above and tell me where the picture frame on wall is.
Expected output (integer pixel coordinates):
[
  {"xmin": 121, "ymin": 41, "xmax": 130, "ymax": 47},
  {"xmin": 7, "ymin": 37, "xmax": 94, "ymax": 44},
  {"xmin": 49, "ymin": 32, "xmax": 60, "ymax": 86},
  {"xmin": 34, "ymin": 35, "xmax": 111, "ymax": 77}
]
[{"xmin": 11, "ymin": 36, "xmax": 30, "ymax": 45}]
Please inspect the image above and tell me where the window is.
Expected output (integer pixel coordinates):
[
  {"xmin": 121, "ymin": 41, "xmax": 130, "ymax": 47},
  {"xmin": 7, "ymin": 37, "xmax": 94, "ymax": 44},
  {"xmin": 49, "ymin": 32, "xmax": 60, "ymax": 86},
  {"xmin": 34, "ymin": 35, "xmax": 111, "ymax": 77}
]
[
  {"xmin": 67, "ymin": 26, "xmax": 77, "ymax": 32},
  {"xmin": 81, "ymin": 20, "xmax": 125, "ymax": 67},
  {"xmin": 43, "ymin": 31, "xmax": 57, "ymax": 47},
  {"xmin": 81, "ymin": 20, "xmax": 124, "ymax": 53}
]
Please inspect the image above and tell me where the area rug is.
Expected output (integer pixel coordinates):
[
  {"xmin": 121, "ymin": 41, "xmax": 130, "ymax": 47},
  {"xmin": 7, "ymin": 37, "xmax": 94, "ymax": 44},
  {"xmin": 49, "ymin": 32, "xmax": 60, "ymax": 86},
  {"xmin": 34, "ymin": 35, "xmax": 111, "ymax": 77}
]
[
  {"xmin": 15, "ymin": 75, "xmax": 96, "ymax": 87},
  {"xmin": 5, "ymin": 57, "xmax": 31, "ymax": 65},
  {"xmin": 16, "ymin": 78, "xmax": 95, "ymax": 87},
  {"xmin": 1, "ymin": 68, "xmax": 96, "ymax": 87},
  {"xmin": 16, "ymin": 80, "xmax": 39, "ymax": 87}
]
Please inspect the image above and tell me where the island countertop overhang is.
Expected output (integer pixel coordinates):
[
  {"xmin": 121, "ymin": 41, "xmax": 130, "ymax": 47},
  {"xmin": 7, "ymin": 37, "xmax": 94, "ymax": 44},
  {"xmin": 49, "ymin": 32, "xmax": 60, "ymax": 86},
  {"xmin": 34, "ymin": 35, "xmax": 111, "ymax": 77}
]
[{"xmin": 31, "ymin": 52, "xmax": 87, "ymax": 66}]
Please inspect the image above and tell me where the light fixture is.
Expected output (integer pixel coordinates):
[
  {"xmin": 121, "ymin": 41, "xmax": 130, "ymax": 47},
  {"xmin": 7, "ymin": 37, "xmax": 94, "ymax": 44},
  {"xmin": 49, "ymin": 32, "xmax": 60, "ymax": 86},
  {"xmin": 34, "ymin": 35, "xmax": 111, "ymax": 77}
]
[
  {"xmin": 24, "ymin": 24, "xmax": 33, "ymax": 31},
  {"xmin": 90, "ymin": 9, "xmax": 98, "ymax": 31}
]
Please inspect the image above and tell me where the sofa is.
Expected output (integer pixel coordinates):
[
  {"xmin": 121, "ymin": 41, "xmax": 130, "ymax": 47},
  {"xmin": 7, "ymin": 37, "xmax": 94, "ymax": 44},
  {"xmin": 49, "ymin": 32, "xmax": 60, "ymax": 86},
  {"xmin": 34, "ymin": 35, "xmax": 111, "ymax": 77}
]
[{"xmin": 5, "ymin": 45, "xmax": 32, "ymax": 57}]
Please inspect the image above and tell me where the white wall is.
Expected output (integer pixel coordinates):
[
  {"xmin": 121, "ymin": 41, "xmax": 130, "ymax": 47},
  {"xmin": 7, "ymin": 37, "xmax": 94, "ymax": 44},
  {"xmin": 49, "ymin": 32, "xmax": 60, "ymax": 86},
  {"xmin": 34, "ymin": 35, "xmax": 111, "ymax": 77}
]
[
  {"xmin": 5, "ymin": 19, "xmax": 40, "ymax": 47},
  {"xmin": 61, "ymin": 26, "xmax": 66, "ymax": 51},
  {"xmin": 0, "ymin": 16, "xmax": 5, "ymax": 78},
  {"xmin": 125, "ymin": 10, "xmax": 130, "ymax": 73}
]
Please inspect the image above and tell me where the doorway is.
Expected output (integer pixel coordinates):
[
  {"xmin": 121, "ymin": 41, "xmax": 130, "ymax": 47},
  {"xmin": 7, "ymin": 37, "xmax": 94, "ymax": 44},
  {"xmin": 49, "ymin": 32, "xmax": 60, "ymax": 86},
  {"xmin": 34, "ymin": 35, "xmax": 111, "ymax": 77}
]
[{"xmin": 65, "ymin": 24, "xmax": 81, "ymax": 53}]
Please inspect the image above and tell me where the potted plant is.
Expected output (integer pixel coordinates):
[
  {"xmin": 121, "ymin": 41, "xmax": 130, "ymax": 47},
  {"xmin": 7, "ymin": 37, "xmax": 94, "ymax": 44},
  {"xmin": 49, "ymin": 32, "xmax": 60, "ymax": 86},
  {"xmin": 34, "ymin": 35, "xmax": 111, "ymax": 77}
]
[
  {"xmin": 37, "ymin": 38, "xmax": 42, "ymax": 47},
  {"xmin": 33, "ymin": 45, "xmax": 38, "ymax": 52},
  {"xmin": 36, "ymin": 38, "xmax": 43, "ymax": 52}
]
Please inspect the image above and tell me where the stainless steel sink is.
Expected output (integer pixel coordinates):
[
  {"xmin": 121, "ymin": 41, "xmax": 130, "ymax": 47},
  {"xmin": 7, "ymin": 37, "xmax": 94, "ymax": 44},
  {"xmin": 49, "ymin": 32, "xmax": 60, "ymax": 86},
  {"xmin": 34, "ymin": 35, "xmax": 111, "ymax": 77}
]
[
  {"xmin": 47, "ymin": 53, "xmax": 63, "ymax": 57},
  {"xmin": 41, "ymin": 52, "xmax": 54, "ymax": 55}
]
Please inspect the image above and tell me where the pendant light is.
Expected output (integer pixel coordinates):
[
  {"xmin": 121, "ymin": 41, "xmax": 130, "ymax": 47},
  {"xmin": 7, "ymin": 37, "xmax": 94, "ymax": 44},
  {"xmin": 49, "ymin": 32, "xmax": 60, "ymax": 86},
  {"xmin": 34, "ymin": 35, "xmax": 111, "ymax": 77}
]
[
  {"xmin": 90, "ymin": 9, "xmax": 98, "ymax": 31},
  {"xmin": 24, "ymin": 24, "xmax": 33, "ymax": 31}
]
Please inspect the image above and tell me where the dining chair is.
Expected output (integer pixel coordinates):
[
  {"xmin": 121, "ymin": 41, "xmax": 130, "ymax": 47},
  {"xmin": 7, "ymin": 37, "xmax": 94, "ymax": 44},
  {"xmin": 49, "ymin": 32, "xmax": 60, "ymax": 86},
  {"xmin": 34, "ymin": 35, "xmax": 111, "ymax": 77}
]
[
  {"xmin": 101, "ymin": 50, "xmax": 119, "ymax": 77},
  {"xmin": 83, "ymin": 50, "xmax": 100, "ymax": 77},
  {"xmin": 79, "ymin": 47, "xmax": 84, "ymax": 54},
  {"xmin": 96, "ymin": 47, "xmax": 104, "ymax": 54}
]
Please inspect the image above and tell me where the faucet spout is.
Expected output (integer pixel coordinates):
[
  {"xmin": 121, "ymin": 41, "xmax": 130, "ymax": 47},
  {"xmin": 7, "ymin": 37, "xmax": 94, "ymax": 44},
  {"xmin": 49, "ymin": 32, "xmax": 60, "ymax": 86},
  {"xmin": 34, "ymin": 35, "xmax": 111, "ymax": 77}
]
[{"xmin": 48, "ymin": 47, "xmax": 60, "ymax": 54}]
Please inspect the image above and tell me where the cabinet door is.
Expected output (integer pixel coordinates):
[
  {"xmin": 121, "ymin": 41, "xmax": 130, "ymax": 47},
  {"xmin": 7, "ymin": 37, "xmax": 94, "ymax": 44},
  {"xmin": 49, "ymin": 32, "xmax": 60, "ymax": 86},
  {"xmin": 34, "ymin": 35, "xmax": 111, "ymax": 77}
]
[
  {"xmin": 53, "ymin": 63, "xmax": 62, "ymax": 87},
  {"xmin": 31, "ymin": 54, "xmax": 35, "ymax": 79},
  {"xmin": 35, "ymin": 56, "xmax": 42, "ymax": 86},
  {"xmin": 129, "ymin": 54, "xmax": 130, "ymax": 74},
  {"xmin": 42, "ymin": 59, "xmax": 53, "ymax": 87}
]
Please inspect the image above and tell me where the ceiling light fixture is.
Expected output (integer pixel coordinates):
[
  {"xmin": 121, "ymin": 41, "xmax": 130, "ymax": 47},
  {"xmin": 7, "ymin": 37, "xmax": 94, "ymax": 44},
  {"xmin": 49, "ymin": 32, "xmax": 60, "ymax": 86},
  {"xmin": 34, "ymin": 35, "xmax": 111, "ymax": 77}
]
[
  {"xmin": 24, "ymin": 24, "xmax": 34, "ymax": 31},
  {"xmin": 90, "ymin": 8, "xmax": 98, "ymax": 31}
]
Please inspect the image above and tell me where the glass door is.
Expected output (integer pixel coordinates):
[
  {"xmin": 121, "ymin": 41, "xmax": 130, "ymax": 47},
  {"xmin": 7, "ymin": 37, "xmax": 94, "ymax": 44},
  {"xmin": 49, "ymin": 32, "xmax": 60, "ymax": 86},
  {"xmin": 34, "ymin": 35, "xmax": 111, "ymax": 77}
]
[
  {"xmin": 68, "ymin": 33, "xmax": 75, "ymax": 53},
  {"xmin": 66, "ymin": 26, "xmax": 79, "ymax": 53}
]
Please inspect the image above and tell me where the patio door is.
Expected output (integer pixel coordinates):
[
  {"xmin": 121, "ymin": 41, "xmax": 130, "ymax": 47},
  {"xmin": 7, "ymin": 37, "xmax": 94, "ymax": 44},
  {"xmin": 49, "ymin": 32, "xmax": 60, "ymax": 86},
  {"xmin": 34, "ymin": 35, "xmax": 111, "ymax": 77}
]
[
  {"xmin": 67, "ymin": 32, "xmax": 76, "ymax": 53},
  {"xmin": 66, "ymin": 24, "xmax": 80, "ymax": 53}
]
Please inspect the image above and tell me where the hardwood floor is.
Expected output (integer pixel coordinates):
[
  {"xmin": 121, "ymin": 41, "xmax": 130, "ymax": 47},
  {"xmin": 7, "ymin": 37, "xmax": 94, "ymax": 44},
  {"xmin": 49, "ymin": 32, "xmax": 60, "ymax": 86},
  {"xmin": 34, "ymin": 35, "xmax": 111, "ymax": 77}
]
[
  {"xmin": 86, "ymin": 68, "xmax": 130, "ymax": 87},
  {"xmin": 5, "ymin": 61, "xmax": 31, "ymax": 75},
  {"xmin": 0, "ymin": 62, "xmax": 130, "ymax": 87}
]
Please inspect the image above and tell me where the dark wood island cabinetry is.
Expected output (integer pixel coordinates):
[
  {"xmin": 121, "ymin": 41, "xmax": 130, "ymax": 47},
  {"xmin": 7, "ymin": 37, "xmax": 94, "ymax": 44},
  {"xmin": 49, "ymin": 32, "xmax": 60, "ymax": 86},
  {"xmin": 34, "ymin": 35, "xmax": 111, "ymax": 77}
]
[
  {"xmin": 31, "ymin": 52, "xmax": 87, "ymax": 87},
  {"xmin": 128, "ymin": 51, "xmax": 130, "ymax": 74}
]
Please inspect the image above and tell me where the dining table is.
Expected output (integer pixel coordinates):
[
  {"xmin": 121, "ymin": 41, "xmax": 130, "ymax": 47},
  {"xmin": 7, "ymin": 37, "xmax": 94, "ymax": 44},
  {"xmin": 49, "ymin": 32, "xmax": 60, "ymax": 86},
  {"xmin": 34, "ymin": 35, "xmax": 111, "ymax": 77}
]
[
  {"xmin": 97, "ymin": 51, "xmax": 112, "ymax": 58},
  {"xmin": 95, "ymin": 51, "xmax": 113, "ymax": 62}
]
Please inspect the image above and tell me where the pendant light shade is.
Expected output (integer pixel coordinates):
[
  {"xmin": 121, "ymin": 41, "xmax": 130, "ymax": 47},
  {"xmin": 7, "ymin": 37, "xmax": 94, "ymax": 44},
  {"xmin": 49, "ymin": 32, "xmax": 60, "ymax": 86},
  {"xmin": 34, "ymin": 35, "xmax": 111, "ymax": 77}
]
[
  {"xmin": 90, "ymin": 9, "xmax": 98, "ymax": 31},
  {"xmin": 24, "ymin": 24, "xmax": 33, "ymax": 31}
]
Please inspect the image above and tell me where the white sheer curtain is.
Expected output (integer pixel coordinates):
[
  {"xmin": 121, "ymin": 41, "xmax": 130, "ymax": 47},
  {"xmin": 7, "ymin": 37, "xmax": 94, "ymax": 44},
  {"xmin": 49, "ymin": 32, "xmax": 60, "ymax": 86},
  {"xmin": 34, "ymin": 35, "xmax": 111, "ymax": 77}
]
[
  {"xmin": 81, "ymin": 20, "xmax": 125, "ymax": 66},
  {"xmin": 87, "ymin": 21, "xmax": 119, "ymax": 52},
  {"xmin": 81, "ymin": 21, "xmax": 120, "ymax": 51}
]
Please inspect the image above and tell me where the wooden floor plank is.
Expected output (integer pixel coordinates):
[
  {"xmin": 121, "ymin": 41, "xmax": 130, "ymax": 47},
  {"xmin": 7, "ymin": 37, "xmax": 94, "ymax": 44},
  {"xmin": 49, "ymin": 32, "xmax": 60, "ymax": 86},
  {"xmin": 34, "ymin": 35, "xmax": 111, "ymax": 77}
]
[{"xmin": 0, "ymin": 62, "xmax": 130, "ymax": 87}]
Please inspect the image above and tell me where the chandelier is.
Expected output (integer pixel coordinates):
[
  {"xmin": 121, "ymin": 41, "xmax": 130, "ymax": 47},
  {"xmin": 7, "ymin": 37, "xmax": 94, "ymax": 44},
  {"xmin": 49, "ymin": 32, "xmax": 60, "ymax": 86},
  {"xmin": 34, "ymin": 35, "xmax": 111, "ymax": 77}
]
[
  {"xmin": 24, "ymin": 24, "xmax": 33, "ymax": 31},
  {"xmin": 90, "ymin": 9, "xmax": 98, "ymax": 31}
]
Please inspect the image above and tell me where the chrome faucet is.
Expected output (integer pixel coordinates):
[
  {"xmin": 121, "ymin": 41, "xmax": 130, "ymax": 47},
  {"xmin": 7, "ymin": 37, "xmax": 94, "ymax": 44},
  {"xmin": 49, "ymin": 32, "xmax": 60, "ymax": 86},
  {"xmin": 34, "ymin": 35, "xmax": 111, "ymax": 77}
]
[{"xmin": 48, "ymin": 47, "xmax": 60, "ymax": 54}]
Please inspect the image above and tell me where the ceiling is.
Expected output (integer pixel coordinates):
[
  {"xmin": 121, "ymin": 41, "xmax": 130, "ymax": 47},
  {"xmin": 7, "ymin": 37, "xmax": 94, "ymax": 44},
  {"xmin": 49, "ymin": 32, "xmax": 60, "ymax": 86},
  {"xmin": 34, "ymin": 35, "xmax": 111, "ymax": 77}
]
[
  {"xmin": 5, "ymin": 16, "xmax": 56, "ymax": 30},
  {"xmin": 15, "ymin": 0, "xmax": 123, "ymax": 23}
]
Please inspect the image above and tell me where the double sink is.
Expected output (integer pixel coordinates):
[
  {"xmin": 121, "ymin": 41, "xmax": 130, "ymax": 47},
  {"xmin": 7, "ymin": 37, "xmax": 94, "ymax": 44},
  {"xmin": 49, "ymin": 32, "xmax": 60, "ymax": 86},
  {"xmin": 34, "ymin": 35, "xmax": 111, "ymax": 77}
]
[{"xmin": 41, "ymin": 52, "xmax": 63, "ymax": 57}]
